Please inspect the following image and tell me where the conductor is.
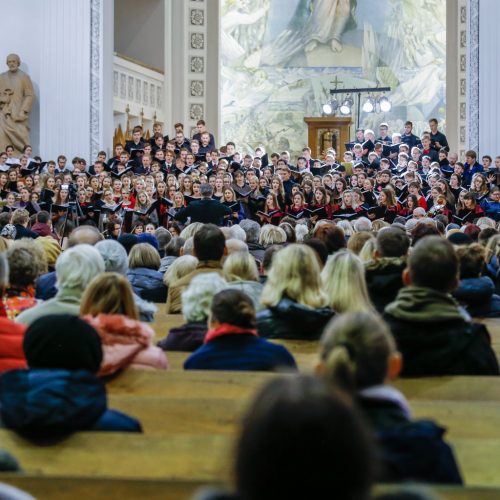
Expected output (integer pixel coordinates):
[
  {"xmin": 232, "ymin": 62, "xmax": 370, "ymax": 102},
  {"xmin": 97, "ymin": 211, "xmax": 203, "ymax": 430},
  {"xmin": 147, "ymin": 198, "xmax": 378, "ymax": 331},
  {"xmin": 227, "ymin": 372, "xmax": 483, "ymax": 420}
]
[{"xmin": 174, "ymin": 183, "xmax": 232, "ymax": 226}]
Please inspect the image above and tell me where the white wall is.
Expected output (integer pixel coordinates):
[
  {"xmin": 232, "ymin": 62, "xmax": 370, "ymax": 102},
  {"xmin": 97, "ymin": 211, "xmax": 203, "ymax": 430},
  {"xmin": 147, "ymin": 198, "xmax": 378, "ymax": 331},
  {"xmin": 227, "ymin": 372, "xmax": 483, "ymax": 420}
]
[
  {"xmin": 0, "ymin": 0, "xmax": 42, "ymax": 153},
  {"xmin": 115, "ymin": 0, "xmax": 164, "ymax": 71},
  {"xmin": 478, "ymin": 0, "xmax": 500, "ymax": 157}
]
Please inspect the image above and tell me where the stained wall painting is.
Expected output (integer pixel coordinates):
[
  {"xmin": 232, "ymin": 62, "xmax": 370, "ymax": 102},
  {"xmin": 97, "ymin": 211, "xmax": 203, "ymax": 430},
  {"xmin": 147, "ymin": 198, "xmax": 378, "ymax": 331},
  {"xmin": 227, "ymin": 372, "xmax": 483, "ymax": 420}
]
[{"xmin": 221, "ymin": 0, "xmax": 446, "ymax": 155}]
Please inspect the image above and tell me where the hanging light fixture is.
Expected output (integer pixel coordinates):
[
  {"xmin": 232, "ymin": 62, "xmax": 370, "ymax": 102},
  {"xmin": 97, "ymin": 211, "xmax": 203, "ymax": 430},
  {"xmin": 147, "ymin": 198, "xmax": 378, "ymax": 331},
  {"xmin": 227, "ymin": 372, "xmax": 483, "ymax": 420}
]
[
  {"xmin": 322, "ymin": 98, "xmax": 338, "ymax": 115},
  {"xmin": 339, "ymin": 94, "xmax": 353, "ymax": 115},
  {"xmin": 362, "ymin": 96, "xmax": 375, "ymax": 113},
  {"xmin": 378, "ymin": 95, "xmax": 392, "ymax": 112}
]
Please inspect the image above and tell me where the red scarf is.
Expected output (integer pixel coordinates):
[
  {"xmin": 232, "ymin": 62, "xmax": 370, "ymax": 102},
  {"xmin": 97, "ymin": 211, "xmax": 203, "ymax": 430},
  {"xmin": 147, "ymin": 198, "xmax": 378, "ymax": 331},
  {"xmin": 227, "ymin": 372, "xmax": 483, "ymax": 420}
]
[{"xmin": 204, "ymin": 323, "xmax": 258, "ymax": 344}]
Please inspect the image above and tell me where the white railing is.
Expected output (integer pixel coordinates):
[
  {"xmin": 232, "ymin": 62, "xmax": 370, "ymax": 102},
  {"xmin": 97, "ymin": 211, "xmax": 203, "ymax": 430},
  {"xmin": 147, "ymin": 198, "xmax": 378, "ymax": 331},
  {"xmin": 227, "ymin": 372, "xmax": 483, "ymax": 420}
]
[{"xmin": 113, "ymin": 53, "xmax": 165, "ymax": 123}]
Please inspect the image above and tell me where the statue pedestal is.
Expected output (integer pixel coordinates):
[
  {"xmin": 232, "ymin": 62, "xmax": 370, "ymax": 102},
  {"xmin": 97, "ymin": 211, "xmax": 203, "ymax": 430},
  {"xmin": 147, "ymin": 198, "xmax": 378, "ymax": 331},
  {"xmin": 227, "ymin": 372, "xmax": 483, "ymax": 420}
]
[{"xmin": 304, "ymin": 117, "xmax": 352, "ymax": 159}]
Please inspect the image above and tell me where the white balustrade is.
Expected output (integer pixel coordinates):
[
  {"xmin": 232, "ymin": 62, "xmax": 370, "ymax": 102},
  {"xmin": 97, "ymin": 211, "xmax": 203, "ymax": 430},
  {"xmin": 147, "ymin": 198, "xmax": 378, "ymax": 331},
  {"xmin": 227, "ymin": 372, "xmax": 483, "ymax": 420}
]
[{"xmin": 113, "ymin": 53, "xmax": 164, "ymax": 123}]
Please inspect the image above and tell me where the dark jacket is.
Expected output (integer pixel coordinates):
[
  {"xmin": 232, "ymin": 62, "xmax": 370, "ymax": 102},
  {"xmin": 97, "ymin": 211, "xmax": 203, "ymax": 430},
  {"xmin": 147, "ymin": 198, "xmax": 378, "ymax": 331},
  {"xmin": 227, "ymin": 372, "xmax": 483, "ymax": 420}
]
[
  {"xmin": 184, "ymin": 333, "xmax": 297, "ymax": 372},
  {"xmin": 257, "ymin": 297, "xmax": 335, "ymax": 340},
  {"xmin": 452, "ymin": 276, "xmax": 500, "ymax": 318},
  {"xmin": 157, "ymin": 321, "xmax": 208, "ymax": 352},
  {"xmin": 14, "ymin": 224, "xmax": 39, "ymax": 240},
  {"xmin": 384, "ymin": 288, "xmax": 499, "ymax": 377},
  {"xmin": 365, "ymin": 258, "xmax": 406, "ymax": 313},
  {"xmin": 0, "ymin": 449, "xmax": 20, "ymax": 472},
  {"xmin": 174, "ymin": 198, "xmax": 231, "ymax": 226},
  {"xmin": 0, "ymin": 369, "xmax": 141, "ymax": 435},
  {"xmin": 247, "ymin": 242, "xmax": 266, "ymax": 265},
  {"xmin": 358, "ymin": 393, "xmax": 462, "ymax": 484},
  {"xmin": 127, "ymin": 268, "xmax": 167, "ymax": 302},
  {"xmin": 35, "ymin": 271, "xmax": 57, "ymax": 300}
]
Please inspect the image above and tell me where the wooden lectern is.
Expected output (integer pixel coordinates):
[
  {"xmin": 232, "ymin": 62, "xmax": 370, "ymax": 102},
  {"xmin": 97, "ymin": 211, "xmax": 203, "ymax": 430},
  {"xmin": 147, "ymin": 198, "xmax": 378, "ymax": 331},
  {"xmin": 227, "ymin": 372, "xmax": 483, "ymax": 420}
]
[{"xmin": 304, "ymin": 117, "xmax": 352, "ymax": 159}]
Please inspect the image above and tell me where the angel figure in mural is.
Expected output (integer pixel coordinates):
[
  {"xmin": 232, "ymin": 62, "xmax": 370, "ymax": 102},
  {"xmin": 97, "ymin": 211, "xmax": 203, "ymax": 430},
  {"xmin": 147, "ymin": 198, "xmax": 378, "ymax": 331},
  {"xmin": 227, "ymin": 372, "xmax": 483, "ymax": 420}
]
[{"xmin": 304, "ymin": 0, "xmax": 355, "ymax": 53}]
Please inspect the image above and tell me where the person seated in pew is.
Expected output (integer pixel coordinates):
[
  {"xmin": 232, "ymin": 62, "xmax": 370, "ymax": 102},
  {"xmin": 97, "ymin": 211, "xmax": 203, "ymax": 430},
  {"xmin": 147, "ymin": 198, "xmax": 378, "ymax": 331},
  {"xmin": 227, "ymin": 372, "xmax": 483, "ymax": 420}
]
[
  {"xmin": 317, "ymin": 311, "xmax": 462, "ymax": 484},
  {"xmin": 383, "ymin": 236, "xmax": 499, "ymax": 376},
  {"xmin": 95, "ymin": 239, "xmax": 157, "ymax": 322},
  {"xmin": 126, "ymin": 243, "xmax": 167, "ymax": 303},
  {"xmin": 321, "ymin": 250, "xmax": 375, "ymax": 314},
  {"xmin": 452, "ymin": 243, "xmax": 500, "ymax": 317},
  {"xmin": 158, "ymin": 272, "xmax": 227, "ymax": 352},
  {"xmin": 257, "ymin": 244, "xmax": 335, "ymax": 340},
  {"xmin": 17, "ymin": 245, "xmax": 105, "ymax": 326},
  {"xmin": 204, "ymin": 375, "xmax": 373, "ymax": 499},
  {"xmin": 80, "ymin": 272, "xmax": 168, "ymax": 376},
  {"xmin": 364, "ymin": 227, "xmax": 410, "ymax": 313},
  {"xmin": 184, "ymin": 289, "xmax": 296, "ymax": 372},
  {"xmin": 223, "ymin": 251, "xmax": 264, "ymax": 311},
  {"xmin": 166, "ymin": 224, "xmax": 226, "ymax": 313},
  {"xmin": 0, "ymin": 315, "xmax": 142, "ymax": 435}
]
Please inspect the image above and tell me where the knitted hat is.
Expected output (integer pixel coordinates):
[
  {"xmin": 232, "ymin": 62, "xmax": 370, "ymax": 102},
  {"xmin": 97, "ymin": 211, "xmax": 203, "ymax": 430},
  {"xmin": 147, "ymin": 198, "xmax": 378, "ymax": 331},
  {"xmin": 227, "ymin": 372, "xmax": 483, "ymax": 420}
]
[
  {"xmin": 447, "ymin": 232, "xmax": 473, "ymax": 246},
  {"xmin": 23, "ymin": 315, "xmax": 103, "ymax": 373},
  {"xmin": 137, "ymin": 232, "xmax": 159, "ymax": 251},
  {"xmin": 117, "ymin": 233, "xmax": 138, "ymax": 255},
  {"xmin": 35, "ymin": 236, "xmax": 62, "ymax": 268}
]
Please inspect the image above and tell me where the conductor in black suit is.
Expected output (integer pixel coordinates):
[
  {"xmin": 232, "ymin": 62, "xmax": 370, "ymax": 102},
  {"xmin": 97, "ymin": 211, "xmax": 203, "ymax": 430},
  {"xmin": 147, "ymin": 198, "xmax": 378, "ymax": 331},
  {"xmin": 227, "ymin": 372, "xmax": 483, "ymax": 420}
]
[{"xmin": 174, "ymin": 183, "xmax": 232, "ymax": 226}]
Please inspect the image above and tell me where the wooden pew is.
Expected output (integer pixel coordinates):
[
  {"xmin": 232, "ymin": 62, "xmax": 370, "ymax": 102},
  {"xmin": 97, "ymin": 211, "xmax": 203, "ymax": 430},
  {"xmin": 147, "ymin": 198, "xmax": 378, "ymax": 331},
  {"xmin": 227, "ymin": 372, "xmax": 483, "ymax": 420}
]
[
  {"xmin": 2, "ymin": 428, "xmax": 500, "ymax": 486},
  {"xmin": 1, "ymin": 476, "xmax": 499, "ymax": 500},
  {"xmin": 0, "ymin": 475, "xmax": 213, "ymax": 500},
  {"xmin": 106, "ymin": 369, "xmax": 279, "ymax": 398},
  {"xmin": 0, "ymin": 430, "xmax": 231, "ymax": 481}
]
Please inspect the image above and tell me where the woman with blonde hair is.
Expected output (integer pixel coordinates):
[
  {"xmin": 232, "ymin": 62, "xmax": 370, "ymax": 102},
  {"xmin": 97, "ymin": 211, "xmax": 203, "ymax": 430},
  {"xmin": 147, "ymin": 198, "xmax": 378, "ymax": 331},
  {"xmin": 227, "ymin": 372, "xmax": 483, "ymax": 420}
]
[
  {"xmin": 80, "ymin": 272, "xmax": 168, "ymax": 376},
  {"xmin": 317, "ymin": 311, "xmax": 461, "ymax": 484},
  {"xmin": 257, "ymin": 244, "xmax": 334, "ymax": 339},
  {"xmin": 223, "ymin": 251, "xmax": 263, "ymax": 310},
  {"xmin": 321, "ymin": 251, "xmax": 375, "ymax": 314}
]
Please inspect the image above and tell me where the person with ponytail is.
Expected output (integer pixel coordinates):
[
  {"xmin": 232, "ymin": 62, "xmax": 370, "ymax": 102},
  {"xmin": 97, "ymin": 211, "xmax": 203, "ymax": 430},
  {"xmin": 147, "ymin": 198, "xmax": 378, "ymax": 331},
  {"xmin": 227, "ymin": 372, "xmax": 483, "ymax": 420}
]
[
  {"xmin": 184, "ymin": 289, "xmax": 296, "ymax": 371},
  {"xmin": 316, "ymin": 311, "xmax": 462, "ymax": 485}
]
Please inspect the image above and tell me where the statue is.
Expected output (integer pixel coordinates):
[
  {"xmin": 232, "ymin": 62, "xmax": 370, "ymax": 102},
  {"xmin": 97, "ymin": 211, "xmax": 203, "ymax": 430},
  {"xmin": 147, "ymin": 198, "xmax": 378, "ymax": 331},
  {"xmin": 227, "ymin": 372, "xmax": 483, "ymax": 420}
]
[{"xmin": 0, "ymin": 54, "xmax": 34, "ymax": 155}]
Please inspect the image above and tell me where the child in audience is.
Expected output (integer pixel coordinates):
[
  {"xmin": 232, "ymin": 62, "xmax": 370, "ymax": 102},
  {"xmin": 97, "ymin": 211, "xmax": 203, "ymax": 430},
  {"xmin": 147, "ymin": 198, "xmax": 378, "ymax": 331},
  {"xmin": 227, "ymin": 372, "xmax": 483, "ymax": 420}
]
[
  {"xmin": 184, "ymin": 289, "xmax": 296, "ymax": 371},
  {"xmin": 0, "ymin": 315, "xmax": 142, "ymax": 435},
  {"xmin": 317, "ymin": 311, "xmax": 462, "ymax": 484},
  {"xmin": 453, "ymin": 243, "xmax": 500, "ymax": 317},
  {"xmin": 384, "ymin": 236, "xmax": 499, "ymax": 376}
]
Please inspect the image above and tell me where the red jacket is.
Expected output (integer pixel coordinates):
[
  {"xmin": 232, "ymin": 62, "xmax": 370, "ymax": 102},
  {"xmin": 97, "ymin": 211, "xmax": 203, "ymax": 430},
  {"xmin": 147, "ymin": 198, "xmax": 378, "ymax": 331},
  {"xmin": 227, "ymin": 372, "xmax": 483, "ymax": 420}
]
[{"xmin": 0, "ymin": 318, "xmax": 27, "ymax": 372}]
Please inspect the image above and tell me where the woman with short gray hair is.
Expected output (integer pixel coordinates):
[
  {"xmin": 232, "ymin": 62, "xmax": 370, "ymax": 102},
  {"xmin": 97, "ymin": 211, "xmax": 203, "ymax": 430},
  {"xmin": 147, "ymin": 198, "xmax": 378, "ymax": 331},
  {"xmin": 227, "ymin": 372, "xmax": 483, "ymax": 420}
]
[
  {"xmin": 16, "ymin": 245, "xmax": 105, "ymax": 325},
  {"xmin": 157, "ymin": 272, "xmax": 227, "ymax": 352}
]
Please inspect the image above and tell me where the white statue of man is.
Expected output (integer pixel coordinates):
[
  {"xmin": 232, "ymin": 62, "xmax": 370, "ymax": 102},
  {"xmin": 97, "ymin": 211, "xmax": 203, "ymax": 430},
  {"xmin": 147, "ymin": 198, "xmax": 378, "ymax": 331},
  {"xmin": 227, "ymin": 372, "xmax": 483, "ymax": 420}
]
[{"xmin": 0, "ymin": 53, "xmax": 34, "ymax": 154}]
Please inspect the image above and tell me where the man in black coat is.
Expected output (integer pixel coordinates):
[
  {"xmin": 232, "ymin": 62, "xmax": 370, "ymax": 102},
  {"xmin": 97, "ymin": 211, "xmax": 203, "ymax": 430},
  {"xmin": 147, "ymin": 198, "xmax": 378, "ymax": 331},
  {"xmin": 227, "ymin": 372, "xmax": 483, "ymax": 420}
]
[{"xmin": 174, "ymin": 184, "xmax": 231, "ymax": 226}]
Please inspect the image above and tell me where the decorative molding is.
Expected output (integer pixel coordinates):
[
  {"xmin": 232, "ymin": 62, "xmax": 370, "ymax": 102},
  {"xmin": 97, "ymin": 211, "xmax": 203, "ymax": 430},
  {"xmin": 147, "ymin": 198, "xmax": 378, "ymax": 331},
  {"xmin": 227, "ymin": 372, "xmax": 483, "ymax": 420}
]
[
  {"xmin": 190, "ymin": 56, "xmax": 204, "ymax": 73},
  {"xmin": 190, "ymin": 103, "xmax": 204, "ymax": 120},
  {"xmin": 90, "ymin": 0, "xmax": 101, "ymax": 159},
  {"xmin": 191, "ymin": 32, "xmax": 204, "ymax": 50},
  {"xmin": 190, "ymin": 80, "xmax": 204, "ymax": 97},
  {"xmin": 466, "ymin": 0, "xmax": 479, "ymax": 151},
  {"xmin": 190, "ymin": 8, "xmax": 204, "ymax": 25}
]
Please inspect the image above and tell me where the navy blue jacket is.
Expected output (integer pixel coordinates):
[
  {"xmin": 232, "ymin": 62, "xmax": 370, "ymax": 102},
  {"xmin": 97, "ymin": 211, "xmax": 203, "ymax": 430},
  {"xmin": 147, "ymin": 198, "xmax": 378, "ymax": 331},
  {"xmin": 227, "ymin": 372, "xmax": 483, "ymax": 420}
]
[
  {"xmin": 127, "ymin": 267, "xmax": 167, "ymax": 302},
  {"xmin": 452, "ymin": 276, "xmax": 500, "ymax": 318},
  {"xmin": 184, "ymin": 334, "xmax": 297, "ymax": 372},
  {"xmin": 0, "ymin": 369, "xmax": 141, "ymax": 435}
]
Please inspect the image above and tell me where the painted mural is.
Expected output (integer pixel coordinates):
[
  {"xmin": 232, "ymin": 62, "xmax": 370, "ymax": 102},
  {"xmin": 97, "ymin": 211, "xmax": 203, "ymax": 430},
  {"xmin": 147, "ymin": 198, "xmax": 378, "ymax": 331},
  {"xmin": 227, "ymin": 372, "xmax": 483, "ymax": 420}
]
[{"xmin": 220, "ymin": 0, "xmax": 446, "ymax": 155}]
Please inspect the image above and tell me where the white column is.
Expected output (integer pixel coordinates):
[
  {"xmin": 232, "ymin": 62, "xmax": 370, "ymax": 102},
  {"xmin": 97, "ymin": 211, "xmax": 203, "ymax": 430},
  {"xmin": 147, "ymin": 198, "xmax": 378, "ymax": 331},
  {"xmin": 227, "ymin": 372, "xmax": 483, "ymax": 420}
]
[
  {"xmin": 39, "ymin": 0, "xmax": 113, "ymax": 162},
  {"xmin": 478, "ymin": 0, "xmax": 500, "ymax": 157}
]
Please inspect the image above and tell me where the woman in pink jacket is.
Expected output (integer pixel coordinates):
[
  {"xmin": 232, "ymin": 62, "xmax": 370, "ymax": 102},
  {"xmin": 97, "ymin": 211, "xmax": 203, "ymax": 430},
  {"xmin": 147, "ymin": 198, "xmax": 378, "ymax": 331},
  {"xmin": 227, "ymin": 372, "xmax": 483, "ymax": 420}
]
[{"xmin": 80, "ymin": 272, "xmax": 168, "ymax": 376}]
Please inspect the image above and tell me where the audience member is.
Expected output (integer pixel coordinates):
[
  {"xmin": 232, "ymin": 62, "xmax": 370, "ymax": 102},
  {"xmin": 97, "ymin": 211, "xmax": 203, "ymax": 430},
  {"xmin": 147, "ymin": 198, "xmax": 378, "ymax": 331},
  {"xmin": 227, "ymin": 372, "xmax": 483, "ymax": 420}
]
[
  {"xmin": 158, "ymin": 273, "xmax": 227, "ymax": 352},
  {"xmin": 257, "ymin": 244, "xmax": 334, "ymax": 339},
  {"xmin": 127, "ymin": 243, "xmax": 167, "ymax": 302},
  {"xmin": 185, "ymin": 289, "xmax": 296, "ymax": 371},
  {"xmin": 166, "ymin": 224, "xmax": 226, "ymax": 313},
  {"xmin": 318, "ymin": 311, "xmax": 462, "ymax": 484},
  {"xmin": 0, "ymin": 315, "xmax": 141, "ymax": 435},
  {"xmin": 384, "ymin": 237, "xmax": 499, "ymax": 376},
  {"xmin": 17, "ymin": 245, "xmax": 105, "ymax": 325}
]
